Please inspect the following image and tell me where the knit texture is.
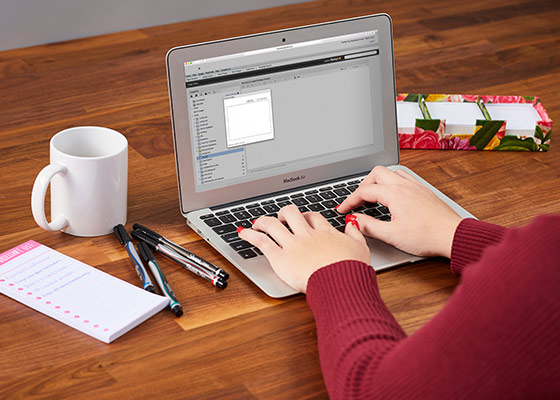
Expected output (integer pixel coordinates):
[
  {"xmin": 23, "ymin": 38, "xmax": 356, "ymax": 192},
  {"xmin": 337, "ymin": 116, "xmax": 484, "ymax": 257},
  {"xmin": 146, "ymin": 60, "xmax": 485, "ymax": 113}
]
[{"xmin": 306, "ymin": 215, "xmax": 560, "ymax": 399}]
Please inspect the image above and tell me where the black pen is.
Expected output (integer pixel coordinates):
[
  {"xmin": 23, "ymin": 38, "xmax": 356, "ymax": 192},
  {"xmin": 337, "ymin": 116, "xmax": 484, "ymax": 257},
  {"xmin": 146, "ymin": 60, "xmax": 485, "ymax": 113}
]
[
  {"xmin": 133, "ymin": 223, "xmax": 229, "ymax": 280},
  {"xmin": 137, "ymin": 242, "xmax": 183, "ymax": 317},
  {"xmin": 131, "ymin": 230, "xmax": 227, "ymax": 289},
  {"xmin": 113, "ymin": 224, "xmax": 155, "ymax": 293}
]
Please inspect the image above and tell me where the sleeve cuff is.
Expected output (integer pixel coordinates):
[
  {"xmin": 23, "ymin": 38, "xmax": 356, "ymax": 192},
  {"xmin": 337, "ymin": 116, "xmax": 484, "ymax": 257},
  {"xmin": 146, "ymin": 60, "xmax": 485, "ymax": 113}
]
[{"xmin": 450, "ymin": 218, "xmax": 507, "ymax": 275}]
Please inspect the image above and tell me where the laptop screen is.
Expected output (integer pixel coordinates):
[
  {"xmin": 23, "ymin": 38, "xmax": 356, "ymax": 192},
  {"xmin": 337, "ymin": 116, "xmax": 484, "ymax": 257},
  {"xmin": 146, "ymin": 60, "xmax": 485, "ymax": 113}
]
[{"xmin": 183, "ymin": 30, "xmax": 385, "ymax": 193}]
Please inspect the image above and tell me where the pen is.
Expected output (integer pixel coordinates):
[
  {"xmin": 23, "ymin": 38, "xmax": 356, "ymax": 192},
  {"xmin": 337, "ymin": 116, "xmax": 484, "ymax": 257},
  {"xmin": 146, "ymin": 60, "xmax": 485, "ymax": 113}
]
[
  {"xmin": 137, "ymin": 242, "xmax": 183, "ymax": 317},
  {"xmin": 113, "ymin": 224, "xmax": 155, "ymax": 293},
  {"xmin": 131, "ymin": 230, "xmax": 227, "ymax": 290},
  {"xmin": 133, "ymin": 223, "xmax": 229, "ymax": 280}
]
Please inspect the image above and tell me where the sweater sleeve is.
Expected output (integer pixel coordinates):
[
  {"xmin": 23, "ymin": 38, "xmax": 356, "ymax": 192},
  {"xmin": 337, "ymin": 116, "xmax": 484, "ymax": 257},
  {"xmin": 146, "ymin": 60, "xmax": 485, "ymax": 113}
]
[
  {"xmin": 306, "ymin": 215, "xmax": 560, "ymax": 399},
  {"xmin": 450, "ymin": 217, "xmax": 507, "ymax": 275}
]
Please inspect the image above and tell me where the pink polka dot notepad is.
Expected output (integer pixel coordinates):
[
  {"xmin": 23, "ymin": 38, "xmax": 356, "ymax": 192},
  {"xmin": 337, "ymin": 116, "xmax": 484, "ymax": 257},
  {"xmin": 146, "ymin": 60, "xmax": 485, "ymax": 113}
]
[{"xmin": 0, "ymin": 240, "xmax": 169, "ymax": 343}]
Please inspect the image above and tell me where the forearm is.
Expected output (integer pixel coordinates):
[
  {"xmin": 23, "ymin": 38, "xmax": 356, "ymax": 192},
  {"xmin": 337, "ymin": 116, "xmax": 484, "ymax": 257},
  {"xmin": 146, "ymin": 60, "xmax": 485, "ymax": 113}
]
[
  {"xmin": 306, "ymin": 261, "xmax": 406, "ymax": 399},
  {"xmin": 450, "ymin": 218, "xmax": 507, "ymax": 274}
]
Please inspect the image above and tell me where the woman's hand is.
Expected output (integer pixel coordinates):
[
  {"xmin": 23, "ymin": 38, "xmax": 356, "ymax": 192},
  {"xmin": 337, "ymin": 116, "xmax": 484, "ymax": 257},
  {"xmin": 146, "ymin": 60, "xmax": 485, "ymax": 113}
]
[
  {"xmin": 238, "ymin": 205, "xmax": 370, "ymax": 293},
  {"xmin": 336, "ymin": 166, "xmax": 463, "ymax": 258}
]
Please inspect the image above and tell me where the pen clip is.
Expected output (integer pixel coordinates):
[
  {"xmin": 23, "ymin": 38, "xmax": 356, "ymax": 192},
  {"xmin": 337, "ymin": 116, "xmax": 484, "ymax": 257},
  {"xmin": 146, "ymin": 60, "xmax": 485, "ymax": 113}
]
[
  {"xmin": 132, "ymin": 223, "xmax": 163, "ymax": 241},
  {"xmin": 137, "ymin": 242, "xmax": 156, "ymax": 263},
  {"xmin": 113, "ymin": 224, "xmax": 131, "ymax": 244}
]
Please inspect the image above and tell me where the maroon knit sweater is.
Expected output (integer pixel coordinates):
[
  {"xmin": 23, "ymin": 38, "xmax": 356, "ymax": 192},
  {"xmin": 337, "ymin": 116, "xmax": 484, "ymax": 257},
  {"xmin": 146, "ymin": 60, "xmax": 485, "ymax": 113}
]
[{"xmin": 306, "ymin": 216, "xmax": 560, "ymax": 399}]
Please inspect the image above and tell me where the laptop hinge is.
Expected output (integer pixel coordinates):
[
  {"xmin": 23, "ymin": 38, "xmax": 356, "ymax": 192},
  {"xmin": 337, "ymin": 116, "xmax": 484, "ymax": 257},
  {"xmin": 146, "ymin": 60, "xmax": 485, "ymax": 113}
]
[{"xmin": 209, "ymin": 170, "xmax": 369, "ymax": 211}]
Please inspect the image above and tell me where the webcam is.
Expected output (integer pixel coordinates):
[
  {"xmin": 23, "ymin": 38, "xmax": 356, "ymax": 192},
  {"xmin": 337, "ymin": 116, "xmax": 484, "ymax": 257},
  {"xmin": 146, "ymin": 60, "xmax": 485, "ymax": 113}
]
[{"xmin": 282, "ymin": 38, "xmax": 286, "ymax": 43}]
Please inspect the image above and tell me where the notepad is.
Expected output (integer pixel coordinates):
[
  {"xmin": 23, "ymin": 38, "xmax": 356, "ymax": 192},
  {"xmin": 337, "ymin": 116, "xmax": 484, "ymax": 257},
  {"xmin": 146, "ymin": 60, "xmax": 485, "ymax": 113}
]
[{"xmin": 0, "ymin": 240, "xmax": 169, "ymax": 343}]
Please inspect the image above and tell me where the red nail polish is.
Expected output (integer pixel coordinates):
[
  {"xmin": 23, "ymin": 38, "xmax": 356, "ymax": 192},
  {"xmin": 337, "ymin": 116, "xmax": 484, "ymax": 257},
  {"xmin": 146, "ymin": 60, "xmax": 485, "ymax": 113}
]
[
  {"xmin": 252, "ymin": 219, "xmax": 257, "ymax": 225},
  {"xmin": 345, "ymin": 214, "xmax": 356, "ymax": 224},
  {"xmin": 334, "ymin": 204, "xmax": 340, "ymax": 209},
  {"xmin": 236, "ymin": 226, "xmax": 244, "ymax": 233},
  {"xmin": 351, "ymin": 220, "xmax": 360, "ymax": 230}
]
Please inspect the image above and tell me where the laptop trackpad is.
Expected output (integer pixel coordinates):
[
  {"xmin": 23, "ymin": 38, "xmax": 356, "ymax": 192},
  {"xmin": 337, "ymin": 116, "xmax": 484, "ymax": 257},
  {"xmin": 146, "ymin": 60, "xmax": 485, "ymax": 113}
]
[{"xmin": 366, "ymin": 237, "xmax": 422, "ymax": 271}]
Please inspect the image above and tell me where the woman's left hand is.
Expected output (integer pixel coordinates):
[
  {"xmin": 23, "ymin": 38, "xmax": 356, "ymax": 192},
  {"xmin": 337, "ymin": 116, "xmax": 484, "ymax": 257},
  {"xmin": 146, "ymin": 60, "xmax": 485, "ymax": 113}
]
[{"xmin": 238, "ymin": 204, "xmax": 370, "ymax": 293}]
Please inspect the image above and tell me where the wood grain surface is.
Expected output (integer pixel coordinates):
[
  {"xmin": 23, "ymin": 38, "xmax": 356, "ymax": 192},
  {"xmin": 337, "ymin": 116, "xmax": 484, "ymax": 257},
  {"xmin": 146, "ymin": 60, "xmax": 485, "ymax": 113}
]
[{"xmin": 1, "ymin": 0, "xmax": 559, "ymax": 398}]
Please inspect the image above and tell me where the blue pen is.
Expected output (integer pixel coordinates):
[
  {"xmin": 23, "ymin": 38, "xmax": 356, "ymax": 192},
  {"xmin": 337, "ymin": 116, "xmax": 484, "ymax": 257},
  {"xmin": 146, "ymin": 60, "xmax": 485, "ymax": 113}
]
[
  {"xmin": 113, "ymin": 224, "xmax": 155, "ymax": 293},
  {"xmin": 137, "ymin": 242, "xmax": 183, "ymax": 317}
]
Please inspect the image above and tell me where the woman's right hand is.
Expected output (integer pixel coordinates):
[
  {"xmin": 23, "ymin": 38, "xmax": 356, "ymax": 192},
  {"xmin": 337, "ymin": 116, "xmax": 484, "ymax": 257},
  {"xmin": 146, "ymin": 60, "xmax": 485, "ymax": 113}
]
[{"xmin": 336, "ymin": 166, "xmax": 463, "ymax": 258}]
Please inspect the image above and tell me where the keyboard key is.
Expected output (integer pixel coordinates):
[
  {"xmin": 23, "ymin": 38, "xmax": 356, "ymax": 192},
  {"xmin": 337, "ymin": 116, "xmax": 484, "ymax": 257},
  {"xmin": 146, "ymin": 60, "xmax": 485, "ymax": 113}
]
[
  {"xmin": 320, "ymin": 210, "xmax": 338, "ymax": 219},
  {"xmin": 238, "ymin": 249, "xmax": 257, "ymax": 259},
  {"xmin": 235, "ymin": 220, "xmax": 252, "ymax": 228},
  {"xmin": 212, "ymin": 224, "xmax": 236, "ymax": 235},
  {"xmin": 230, "ymin": 240, "xmax": 253, "ymax": 251},
  {"xmin": 263, "ymin": 204, "xmax": 280, "ymax": 213},
  {"xmin": 246, "ymin": 203, "xmax": 260, "ymax": 209},
  {"xmin": 253, "ymin": 247, "xmax": 263, "ymax": 256},
  {"xmin": 319, "ymin": 191, "xmax": 336, "ymax": 200},
  {"xmin": 334, "ymin": 188, "xmax": 351, "ymax": 196},
  {"xmin": 305, "ymin": 194, "xmax": 322, "ymax": 203},
  {"xmin": 379, "ymin": 215, "xmax": 391, "ymax": 221},
  {"xmin": 298, "ymin": 206, "xmax": 309, "ymax": 213},
  {"xmin": 307, "ymin": 203, "xmax": 325, "ymax": 212},
  {"xmin": 249, "ymin": 207, "xmax": 267, "ymax": 217},
  {"xmin": 203, "ymin": 217, "xmax": 221, "ymax": 227},
  {"xmin": 276, "ymin": 196, "xmax": 289, "ymax": 202},
  {"xmin": 322, "ymin": 200, "xmax": 338, "ymax": 209},
  {"xmin": 219, "ymin": 214, "xmax": 236, "ymax": 223},
  {"xmin": 327, "ymin": 218, "xmax": 338, "ymax": 227},
  {"xmin": 365, "ymin": 208, "xmax": 382, "ymax": 217},
  {"xmin": 348, "ymin": 184, "xmax": 359, "ymax": 192},
  {"xmin": 267, "ymin": 213, "xmax": 278, "ymax": 218},
  {"xmin": 277, "ymin": 201, "xmax": 292, "ymax": 208},
  {"xmin": 319, "ymin": 186, "xmax": 332, "ymax": 191},
  {"xmin": 290, "ymin": 193, "xmax": 304, "ymax": 198},
  {"xmin": 233, "ymin": 211, "xmax": 252, "ymax": 220},
  {"xmin": 200, "ymin": 214, "xmax": 215, "ymax": 220},
  {"xmin": 333, "ymin": 183, "xmax": 347, "ymax": 188},
  {"xmin": 231, "ymin": 206, "xmax": 245, "ymax": 212},
  {"xmin": 221, "ymin": 232, "xmax": 240, "ymax": 243},
  {"xmin": 304, "ymin": 189, "xmax": 318, "ymax": 195},
  {"xmin": 216, "ymin": 210, "xmax": 230, "ymax": 216},
  {"xmin": 292, "ymin": 198, "xmax": 309, "ymax": 206},
  {"xmin": 348, "ymin": 180, "xmax": 361, "ymax": 185},
  {"xmin": 377, "ymin": 205, "xmax": 390, "ymax": 214},
  {"xmin": 335, "ymin": 197, "xmax": 347, "ymax": 204},
  {"xmin": 261, "ymin": 200, "xmax": 275, "ymax": 205}
]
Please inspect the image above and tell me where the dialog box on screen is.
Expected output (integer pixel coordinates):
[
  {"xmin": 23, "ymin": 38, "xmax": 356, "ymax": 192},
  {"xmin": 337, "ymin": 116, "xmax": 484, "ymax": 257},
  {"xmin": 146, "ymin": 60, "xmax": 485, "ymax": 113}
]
[{"xmin": 223, "ymin": 90, "xmax": 275, "ymax": 148}]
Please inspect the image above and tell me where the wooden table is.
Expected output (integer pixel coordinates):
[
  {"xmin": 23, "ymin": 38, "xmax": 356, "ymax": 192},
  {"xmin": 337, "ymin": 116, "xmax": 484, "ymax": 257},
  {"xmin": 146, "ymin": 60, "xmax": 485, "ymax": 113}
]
[{"xmin": 1, "ymin": 0, "xmax": 559, "ymax": 398}]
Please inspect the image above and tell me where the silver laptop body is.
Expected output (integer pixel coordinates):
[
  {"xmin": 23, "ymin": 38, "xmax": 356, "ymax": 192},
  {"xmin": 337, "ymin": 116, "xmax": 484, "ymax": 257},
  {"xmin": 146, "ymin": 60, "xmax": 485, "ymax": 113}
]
[{"xmin": 166, "ymin": 14, "xmax": 474, "ymax": 298}]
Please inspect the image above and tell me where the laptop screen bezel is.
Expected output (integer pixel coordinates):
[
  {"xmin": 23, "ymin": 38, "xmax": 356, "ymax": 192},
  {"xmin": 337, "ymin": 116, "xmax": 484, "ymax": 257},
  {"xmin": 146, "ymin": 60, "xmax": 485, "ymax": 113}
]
[{"xmin": 166, "ymin": 13, "xmax": 399, "ymax": 215}]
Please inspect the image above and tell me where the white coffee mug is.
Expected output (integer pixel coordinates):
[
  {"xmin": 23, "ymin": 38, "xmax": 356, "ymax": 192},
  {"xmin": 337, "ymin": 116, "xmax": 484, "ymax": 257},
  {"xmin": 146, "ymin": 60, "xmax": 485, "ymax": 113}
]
[{"xmin": 31, "ymin": 126, "xmax": 128, "ymax": 237}]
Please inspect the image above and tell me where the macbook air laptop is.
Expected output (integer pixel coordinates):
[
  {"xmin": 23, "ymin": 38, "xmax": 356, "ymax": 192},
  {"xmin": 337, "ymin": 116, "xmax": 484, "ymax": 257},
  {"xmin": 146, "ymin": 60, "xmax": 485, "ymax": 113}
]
[{"xmin": 166, "ymin": 14, "xmax": 474, "ymax": 298}]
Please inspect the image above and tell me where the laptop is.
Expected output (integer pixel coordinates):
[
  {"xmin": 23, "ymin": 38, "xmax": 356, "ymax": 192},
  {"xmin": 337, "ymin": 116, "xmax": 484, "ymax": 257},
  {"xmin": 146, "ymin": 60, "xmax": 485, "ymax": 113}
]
[{"xmin": 166, "ymin": 14, "xmax": 474, "ymax": 298}]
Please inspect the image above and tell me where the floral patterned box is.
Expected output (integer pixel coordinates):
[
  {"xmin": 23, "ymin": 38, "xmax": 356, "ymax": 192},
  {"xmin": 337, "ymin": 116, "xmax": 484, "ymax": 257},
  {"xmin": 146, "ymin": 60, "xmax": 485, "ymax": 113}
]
[{"xmin": 396, "ymin": 94, "xmax": 553, "ymax": 151}]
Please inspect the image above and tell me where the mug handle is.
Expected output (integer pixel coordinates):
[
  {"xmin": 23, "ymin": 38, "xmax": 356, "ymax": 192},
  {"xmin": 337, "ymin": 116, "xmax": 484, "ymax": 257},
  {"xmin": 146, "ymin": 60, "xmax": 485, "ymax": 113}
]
[{"xmin": 31, "ymin": 164, "xmax": 69, "ymax": 231}]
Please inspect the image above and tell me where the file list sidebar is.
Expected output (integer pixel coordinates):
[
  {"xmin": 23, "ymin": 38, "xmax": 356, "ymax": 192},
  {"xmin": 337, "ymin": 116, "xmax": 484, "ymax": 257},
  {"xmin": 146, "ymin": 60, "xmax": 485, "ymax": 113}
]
[{"xmin": 190, "ymin": 95, "xmax": 247, "ymax": 186}]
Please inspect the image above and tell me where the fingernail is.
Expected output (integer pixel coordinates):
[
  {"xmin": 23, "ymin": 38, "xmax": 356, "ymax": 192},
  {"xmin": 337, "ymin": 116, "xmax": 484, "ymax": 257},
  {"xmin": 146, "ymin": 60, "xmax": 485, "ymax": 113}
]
[
  {"xmin": 345, "ymin": 214, "xmax": 357, "ymax": 224},
  {"xmin": 334, "ymin": 204, "xmax": 340, "ymax": 209},
  {"xmin": 351, "ymin": 220, "xmax": 360, "ymax": 230},
  {"xmin": 252, "ymin": 219, "xmax": 258, "ymax": 225},
  {"xmin": 236, "ymin": 226, "xmax": 244, "ymax": 233}
]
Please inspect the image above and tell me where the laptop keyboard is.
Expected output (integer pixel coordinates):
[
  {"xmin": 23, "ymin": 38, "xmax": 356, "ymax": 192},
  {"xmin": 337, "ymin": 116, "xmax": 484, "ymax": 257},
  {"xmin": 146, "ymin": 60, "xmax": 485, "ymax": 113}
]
[{"xmin": 199, "ymin": 178, "xmax": 391, "ymax": 259}]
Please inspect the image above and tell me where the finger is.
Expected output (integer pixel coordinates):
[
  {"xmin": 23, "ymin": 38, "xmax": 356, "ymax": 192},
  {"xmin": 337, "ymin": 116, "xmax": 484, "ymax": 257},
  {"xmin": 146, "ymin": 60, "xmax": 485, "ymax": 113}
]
[
  {"xmin": 337, "ymin": 184, "xmax": 395, "ymax": 214},
  {"xmin": 238, "ymin": 227, "xmax": 280, "ymax": 257},
  {"xmin": 277, "ymin": 204, "xmax": 310, "ymax": 234},
  {"xmin": 251, "ymin": 216, "xmax": 293, "ymax": 247},
  {"xmin": 344, "ymin": 218, "xmax": 367, "ymax": 245},
  {"xmin": 302, "ymin": 211, "xmax": 331, "ymax": 230},
  {"xmin": 352, "ymin": 213, "xmax": 394, "ymax": 244}
]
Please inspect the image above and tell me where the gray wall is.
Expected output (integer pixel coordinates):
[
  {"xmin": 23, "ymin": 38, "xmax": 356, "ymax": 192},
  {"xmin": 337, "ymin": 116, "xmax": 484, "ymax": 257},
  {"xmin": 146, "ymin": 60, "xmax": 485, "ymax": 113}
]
[{"xmin": 0, "ymin": 0, "xmax": 309, "ymax": 51}]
